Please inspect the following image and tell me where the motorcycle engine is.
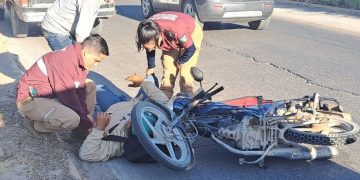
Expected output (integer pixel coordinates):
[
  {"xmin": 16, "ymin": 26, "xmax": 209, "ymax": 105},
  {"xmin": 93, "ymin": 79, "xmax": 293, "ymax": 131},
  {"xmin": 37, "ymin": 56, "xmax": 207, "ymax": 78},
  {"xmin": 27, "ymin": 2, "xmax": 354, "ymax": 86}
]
[{"xmin": 217, "ymin": 115, "xmax": 263, "ymax": 150}]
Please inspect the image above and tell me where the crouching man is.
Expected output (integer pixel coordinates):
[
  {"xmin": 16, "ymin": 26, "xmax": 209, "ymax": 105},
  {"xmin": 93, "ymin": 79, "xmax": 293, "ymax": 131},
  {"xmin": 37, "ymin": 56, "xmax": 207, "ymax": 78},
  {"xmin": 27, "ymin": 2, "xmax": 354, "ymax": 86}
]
[
  {"xmin": 79, "ymin": 75, "xmax": 169, "ymax": 162},
  {"xmin": 16, "ymin": 34, "xmax": 109, "ymax": 137}
]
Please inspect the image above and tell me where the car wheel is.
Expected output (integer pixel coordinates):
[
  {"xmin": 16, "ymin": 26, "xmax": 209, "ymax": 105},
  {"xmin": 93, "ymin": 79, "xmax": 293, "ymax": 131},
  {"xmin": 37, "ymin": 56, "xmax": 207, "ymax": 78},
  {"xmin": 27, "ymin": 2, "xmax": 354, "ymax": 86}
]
[
  {"xmin": 141, "ymin": 0, "xmax": 154, "ymax": 19},
  {"xmin": 0, "ymin": 8, "xmax": 4, "ymax": 20},
  {"xmin": 91, "ymin": 18, "xmax": 102, "ymax": 34},
  {"xmin": 10, "ymin": 5, "xmax": 28, "ymax": 38},
  {"xmin": 248, "ymin": 17, "xmax": 270, "ymax": 30},
  {"xmin": 182, "ymin": 0, "xmax": 203, "ymax": 28}
]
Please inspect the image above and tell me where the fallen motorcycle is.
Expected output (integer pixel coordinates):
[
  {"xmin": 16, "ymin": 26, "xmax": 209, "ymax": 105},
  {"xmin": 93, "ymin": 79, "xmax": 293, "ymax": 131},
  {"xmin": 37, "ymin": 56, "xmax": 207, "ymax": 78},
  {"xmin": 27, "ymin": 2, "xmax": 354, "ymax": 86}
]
[{"xmin": 131, "ymin": 67, "xmax": 359, "ymax": 171}]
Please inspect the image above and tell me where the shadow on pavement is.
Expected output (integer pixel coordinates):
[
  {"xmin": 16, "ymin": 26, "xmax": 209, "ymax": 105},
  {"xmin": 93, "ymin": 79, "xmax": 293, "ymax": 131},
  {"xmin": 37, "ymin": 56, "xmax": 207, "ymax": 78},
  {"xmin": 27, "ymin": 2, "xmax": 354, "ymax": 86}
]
[
  {"xmin": 0, "ymin": 51, "xmax": 26, "ymax": 124},
  {"xmin": 72, "ymin": 136, "xmax": 360, "ymax": 179},
  {"xmin": 0, "ymin": 11, "xmax": 42, "ymax": 38},
  {"xmin": 88, "ymin": 71, "xmax": 131, "ymax": 100},
  {"xmin": 204, "ymin": 22, "xmax": 249, "ymax": 31},
  {"xmin": 114, "ymin": 5, "xmax": 249, "ymax": 31},
  {"xmin": 116, "ymin": 5, "xmax": 144, "ymax": 22}
]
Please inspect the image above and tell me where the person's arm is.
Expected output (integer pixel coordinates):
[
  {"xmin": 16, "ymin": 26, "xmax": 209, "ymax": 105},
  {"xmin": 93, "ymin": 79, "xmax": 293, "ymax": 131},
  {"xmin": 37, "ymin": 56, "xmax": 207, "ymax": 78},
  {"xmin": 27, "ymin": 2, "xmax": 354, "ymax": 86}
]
[
  {"xmin": 75, "ymin": 0, "xmax": 101, "ymax": 42},
  {"xmin": 177, "ymin": 32, "xmax": 195, "ymax": 64},
  {"xmin": 126, "ymin": 75, "xmax": 169, "ymax": 104},
  {"xmin": 140, "ymin": 79, "xmax": 169, "ymax": 104},
  {"xmin": 55, "ymin": 86, "xmax": 92, "ymax": 129},
  {"xmin": 178, "ymin": 43, "xmax": 196, "ymax": 64},
  {"xmin": 77, "ymin": 87, "xmax": 90, "ymax": 116},
  {"xmin": 47, "ymin": 57, "xmax": 92, "ymax": 129},
  {"xmin": 79, "ymin": 112, "xmax": 125, "ymax": 162},
  {"xmin": 79, "ymin": 128, "xmax": 113, "ymax": 162},
  {"xmin": 146, "ymin": 50, "xmax": 156, "ymax": 69},
  {"xmin": 146, "ymin": 50, "xmax": 156, "ymax": 75}
]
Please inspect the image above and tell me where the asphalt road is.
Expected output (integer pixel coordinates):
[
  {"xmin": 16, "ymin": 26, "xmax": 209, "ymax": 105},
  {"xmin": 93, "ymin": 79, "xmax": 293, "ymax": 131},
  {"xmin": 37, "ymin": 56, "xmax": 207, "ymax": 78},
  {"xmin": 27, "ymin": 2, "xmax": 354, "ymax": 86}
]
[{"xmin": 1, "ymin": 0, "xmax": 360, "ymax": 179}]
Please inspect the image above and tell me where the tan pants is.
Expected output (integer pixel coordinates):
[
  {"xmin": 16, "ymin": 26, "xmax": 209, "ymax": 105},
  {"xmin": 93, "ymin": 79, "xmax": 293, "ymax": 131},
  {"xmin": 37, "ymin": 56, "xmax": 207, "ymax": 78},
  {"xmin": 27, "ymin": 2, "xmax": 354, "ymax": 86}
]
[
  {"xmin": 160, "ymin": 22, "xmax": 203, "ymax": 98},
  {"xmin": 17, "ymin": 79, "xmax": 96, "ymax": 133}
]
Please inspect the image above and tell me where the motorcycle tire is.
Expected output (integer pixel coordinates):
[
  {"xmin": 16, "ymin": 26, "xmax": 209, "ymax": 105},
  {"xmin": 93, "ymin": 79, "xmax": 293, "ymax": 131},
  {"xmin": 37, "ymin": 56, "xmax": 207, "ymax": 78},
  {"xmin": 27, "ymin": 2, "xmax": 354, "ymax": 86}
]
[
  {"xmin": 131, "ymin": 99, "xmax": 194, "ymax": 171},
  {"xmin": 283, "ymin": 117, "xmax": 359, "ymax": 146}
]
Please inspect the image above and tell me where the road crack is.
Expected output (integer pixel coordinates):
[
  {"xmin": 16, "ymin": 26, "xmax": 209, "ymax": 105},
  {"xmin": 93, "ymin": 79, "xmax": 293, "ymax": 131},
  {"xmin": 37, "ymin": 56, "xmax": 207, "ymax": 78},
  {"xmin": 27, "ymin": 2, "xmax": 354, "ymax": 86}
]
[{"xmin": 202, "ymin": 41, "xmax": 360, "ymax": 97}]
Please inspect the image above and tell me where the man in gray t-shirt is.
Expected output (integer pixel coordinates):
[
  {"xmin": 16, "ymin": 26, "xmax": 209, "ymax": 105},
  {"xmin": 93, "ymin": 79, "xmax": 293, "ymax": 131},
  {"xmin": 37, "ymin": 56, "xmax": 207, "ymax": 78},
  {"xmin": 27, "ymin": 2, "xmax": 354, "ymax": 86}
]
[{"xmin": 41, "ymin": 0, "xmax": 101, "ymax": 51}]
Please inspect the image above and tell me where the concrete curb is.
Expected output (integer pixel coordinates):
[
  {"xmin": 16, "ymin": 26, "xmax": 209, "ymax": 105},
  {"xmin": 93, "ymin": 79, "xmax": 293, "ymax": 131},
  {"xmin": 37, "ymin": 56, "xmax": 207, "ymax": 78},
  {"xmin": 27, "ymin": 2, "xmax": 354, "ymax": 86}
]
[{"xmin": 275, "ymin": 0, "xmax": 360, "ymax": 17}]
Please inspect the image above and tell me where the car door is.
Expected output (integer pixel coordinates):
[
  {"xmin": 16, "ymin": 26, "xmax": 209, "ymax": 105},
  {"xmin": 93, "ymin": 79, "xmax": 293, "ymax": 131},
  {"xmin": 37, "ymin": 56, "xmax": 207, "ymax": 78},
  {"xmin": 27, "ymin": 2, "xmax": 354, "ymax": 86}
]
[
  {"xmin": 152, "ymin": 0, "xmax": 170, "ymax": 11},
  {"xmin": 168, "ymin": 0, "xmax": 182, "ymax": 12}
]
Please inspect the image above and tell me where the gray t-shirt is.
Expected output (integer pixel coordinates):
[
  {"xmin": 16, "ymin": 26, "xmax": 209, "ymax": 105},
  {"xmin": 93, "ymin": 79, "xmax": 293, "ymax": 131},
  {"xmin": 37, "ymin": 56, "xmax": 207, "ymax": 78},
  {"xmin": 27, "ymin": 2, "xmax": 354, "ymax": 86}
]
[{"xmin": 41, "ymin": 0, "xmax": 101, "ymax": 42}]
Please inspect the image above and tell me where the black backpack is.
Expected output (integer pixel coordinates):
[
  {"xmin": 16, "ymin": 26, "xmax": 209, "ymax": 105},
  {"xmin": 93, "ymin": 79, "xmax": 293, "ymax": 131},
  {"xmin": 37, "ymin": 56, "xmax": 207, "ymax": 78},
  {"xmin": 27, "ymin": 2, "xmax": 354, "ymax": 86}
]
[{"xmin": 102, "ymin": 124, "xmax": 156, "ymax": 163}]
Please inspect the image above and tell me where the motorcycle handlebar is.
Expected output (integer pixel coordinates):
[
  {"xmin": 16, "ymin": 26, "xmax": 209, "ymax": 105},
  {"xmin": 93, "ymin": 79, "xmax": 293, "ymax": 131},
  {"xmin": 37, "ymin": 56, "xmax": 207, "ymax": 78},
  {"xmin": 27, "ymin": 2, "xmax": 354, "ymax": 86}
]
[
  {"xmin": 205, "ymin": 83, "xmax": 218, "ymax": 94},
  {"xmin": 208, "ymin": 86, "xmax": 224, "ymax": 99}
]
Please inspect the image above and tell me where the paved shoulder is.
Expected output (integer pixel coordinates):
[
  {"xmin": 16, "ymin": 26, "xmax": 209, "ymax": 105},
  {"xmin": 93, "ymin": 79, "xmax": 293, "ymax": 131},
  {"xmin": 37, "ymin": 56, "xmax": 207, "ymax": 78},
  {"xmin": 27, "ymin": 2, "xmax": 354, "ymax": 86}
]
[{"xmin": 274, "ymin": 0, "xmax": 360, "ymax": 35}]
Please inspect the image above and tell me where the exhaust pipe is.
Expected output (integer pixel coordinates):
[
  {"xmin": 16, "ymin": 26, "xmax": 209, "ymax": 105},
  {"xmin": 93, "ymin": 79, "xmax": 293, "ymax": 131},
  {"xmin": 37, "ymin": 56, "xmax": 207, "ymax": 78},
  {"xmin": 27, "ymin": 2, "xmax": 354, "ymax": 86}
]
[
  {"xmin": 211, "ymin": 134, "xmax": 338, "ymax": 160},
  {"xmin": 267, "ymin": 146, "xmax": 338, "ymax": 160}
]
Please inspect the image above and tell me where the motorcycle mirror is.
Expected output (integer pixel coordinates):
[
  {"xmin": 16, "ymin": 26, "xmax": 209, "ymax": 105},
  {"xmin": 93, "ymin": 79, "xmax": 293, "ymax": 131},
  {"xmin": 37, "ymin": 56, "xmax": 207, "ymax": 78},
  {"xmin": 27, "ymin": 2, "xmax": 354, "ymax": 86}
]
[{"xmin": 191, "ymin": 67, "xmax": 203, "ymax": 82}]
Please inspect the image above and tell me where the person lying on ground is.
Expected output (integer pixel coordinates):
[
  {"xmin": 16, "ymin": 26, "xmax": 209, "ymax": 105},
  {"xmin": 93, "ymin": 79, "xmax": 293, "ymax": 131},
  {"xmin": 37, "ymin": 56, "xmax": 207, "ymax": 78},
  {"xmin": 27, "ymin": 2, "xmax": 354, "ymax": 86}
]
[{"xmin": 79, "ymin": 74, "xmax": 169, "ymax": 162}]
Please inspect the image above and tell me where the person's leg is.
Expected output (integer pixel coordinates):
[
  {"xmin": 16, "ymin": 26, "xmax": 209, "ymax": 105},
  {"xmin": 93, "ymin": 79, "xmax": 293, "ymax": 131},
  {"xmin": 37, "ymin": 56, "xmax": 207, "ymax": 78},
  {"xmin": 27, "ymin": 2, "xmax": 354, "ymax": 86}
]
[
  {"xmin": 17, "ymin": 98, "xmax": 80, "ymax": 133},
  {"xmin": 179, "ymin": 23, "xmax": 203, "ymax": 95},
  {"xmin": 96, "ymin": 85, "xmax": 125, "ymax": 111},
  {"xmin": 160, "ymin": 50, "xmax": 180, "ymax": 99},
  {"xmin": 85, "ymin": 79, "xmax": 96, "ymax": 116},
  {"xmin": 141, "ymin": 81, "xmax": 169, "ymax": 104},
  {"xmin": 41, "ymin": 28, "xmax": 73, "ymax": 51}
]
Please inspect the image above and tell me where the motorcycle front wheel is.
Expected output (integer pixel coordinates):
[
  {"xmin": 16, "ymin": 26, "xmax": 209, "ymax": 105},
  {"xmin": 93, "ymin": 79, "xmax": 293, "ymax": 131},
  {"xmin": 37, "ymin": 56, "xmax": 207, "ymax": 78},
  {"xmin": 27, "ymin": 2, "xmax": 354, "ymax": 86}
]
[{"xmin": 131, "ymin": 100, "xmax": 194, "ymax": 171}]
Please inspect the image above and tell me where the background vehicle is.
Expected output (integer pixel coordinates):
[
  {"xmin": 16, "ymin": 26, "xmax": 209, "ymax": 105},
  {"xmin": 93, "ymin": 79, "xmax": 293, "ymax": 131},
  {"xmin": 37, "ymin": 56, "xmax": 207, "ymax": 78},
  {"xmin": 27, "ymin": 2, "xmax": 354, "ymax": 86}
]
[
  {"xmin": 132, "ymin": 67, "xmax": 359, "ymax": 171},
  {"xmin": 140, "ymin": 0, "xmax": 274, "ymax": 30},
  {"xmin": 0, "ymin": 0, "xmax": 116, "ymax": 38}
]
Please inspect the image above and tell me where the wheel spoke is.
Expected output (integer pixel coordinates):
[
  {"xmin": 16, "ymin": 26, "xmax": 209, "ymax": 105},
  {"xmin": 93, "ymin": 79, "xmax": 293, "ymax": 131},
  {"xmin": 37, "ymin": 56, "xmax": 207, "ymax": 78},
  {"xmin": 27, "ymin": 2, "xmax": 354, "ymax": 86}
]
[
  {"xmin": 143, "ymin": 114, "xmax": 156, "ymax": 132},
  {"xmin": 142, "ymin": 112, "xmax": 162, "ymax": 139},
  {"xmin": 153, "ymin": 110, "xmax": 170, "ymax": 128},
  {"xmin": 142, "ymin": 0, "xmax": 150, "ymax": 15},
  {"xmin": 150, "ymin": 137, "xmax": 166, "ymax": 145},
  {"xmin": 166, "ymin": 143, "xmax": 177, "ymax": 160}
]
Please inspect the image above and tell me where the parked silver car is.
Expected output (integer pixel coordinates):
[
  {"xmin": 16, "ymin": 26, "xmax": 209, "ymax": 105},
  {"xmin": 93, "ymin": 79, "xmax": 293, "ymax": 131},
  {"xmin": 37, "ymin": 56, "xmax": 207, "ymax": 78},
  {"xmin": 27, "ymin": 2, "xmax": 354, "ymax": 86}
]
[
  {"xmin": 141, "ymin": 0, "xmax": 274, "ymax": 30},
  {"xmin": 0, "ymin": 0, "xmax": 115, "ymax": 38}
]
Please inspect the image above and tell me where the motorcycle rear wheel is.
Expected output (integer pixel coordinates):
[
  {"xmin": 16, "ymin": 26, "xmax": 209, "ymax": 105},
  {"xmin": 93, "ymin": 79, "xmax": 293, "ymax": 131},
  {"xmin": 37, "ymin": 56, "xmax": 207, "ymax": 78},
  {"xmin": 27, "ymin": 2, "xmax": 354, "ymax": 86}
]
[
  {"xmin": 131, "ymin": 100, "xmax": 194, "ymax": 171},
  {"xmin": 284, "ymin": 115, "xmax": 359, "ymax": 146}
]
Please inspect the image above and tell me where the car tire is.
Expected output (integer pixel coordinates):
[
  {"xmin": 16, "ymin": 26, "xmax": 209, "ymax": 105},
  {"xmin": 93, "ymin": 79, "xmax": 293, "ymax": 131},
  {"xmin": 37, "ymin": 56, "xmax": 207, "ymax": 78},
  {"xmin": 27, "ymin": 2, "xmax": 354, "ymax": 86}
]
[
  {"xmin": 141, "ymin": 0, "xmax": 154, "ymax": 19},
  {"xmin": 248, "ymin": 17, "xmax": 270, "ymax": 30},
  {"xmin": 0, "ymin": 9, "xmax": 4, "ymax": 20},
  {"xmin": 10, "ymin": 5, "xmax": 28, "ymax": 38},
  {"xmin": 182, "ymin": 0, "xmax": 203, "ymax": 28},
  {"xmin": 91, "ymin": 18, "xmax": 102, "ymax": 34}
]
